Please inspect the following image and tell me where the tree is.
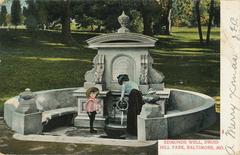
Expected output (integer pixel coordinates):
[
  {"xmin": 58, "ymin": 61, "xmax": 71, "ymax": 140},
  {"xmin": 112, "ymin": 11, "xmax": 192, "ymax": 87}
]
[
  {"xmin": 45, "ymin": 0, "xmax": 74, "ymax": 44},
  {"xmin": 73, "ymin": 0, "xmax": 122, "ymax": 32},
  {"xmin": 22, "ymin": 6, "xmax": 28, "ymax": 17},
  {"xmin": 206, "ymin": 0, "xmax": 214, "ymax": 44},
  {"xmin": 72, "ymin": 0, "xmax": 166, "ymax": 35},
  {"xmin": 36, "ymin": 0, "xmax": 48, "ymax": 29},
  {"xmin": 139, "ymin": 1, "xmax": 154, "ymax": 36},
  {"xmin": 11, "ymin": 0, "xmax": 21, "ymax": 28},
  {"xmin": 165, "ymin": 0, "xmax": 172, "ymax": 35},
  {"xmin": 60, "ymin": 0, "xmax": 73, "ymax": 43},
  {"xmin": 194, "ymin": 0, "xmax": 203, "ymax": 43},
  {"xmin": 0, "ymin": 5, "xmax": 7, "ymax": 26},
  {"xmin": 153, "ymin": 0, "xmax": 172, "ymax": 35},
  {"xmin": 213, "ymin": 0, "xmax": 220, "ymax": 27},
  {"xmin": 25, "ymin": 0, "xmax": 38, "ymax": 30}
]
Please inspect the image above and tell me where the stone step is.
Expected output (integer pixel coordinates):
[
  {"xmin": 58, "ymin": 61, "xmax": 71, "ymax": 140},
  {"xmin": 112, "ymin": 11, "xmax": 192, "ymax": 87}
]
[
  {"xmin": 193, "ymin": 133, "xmax": 220, "ymax": 139},
  {"xmin": 13, "ymin": 133, "xmax": 157, "ymax": 147},
  {"xmin": 199, "ymin": 130, "xmax": 220, "ymax": 136}
]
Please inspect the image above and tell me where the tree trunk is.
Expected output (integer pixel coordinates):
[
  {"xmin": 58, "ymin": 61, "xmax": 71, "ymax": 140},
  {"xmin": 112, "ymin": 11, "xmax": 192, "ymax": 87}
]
[
  {"xmin": 96, "ymin": 24, "xmax": 101, "ymax": 32},
  {"xmin": 142, "ymin": 9, "xmax": 153, "ymax": 36},
  {"xmin": 206, "ymin": 0, "xmax": 214, "ymax": 44},
  {"xmin": 61, "ymin": 0, "xmax": 74, "ymax": 44},
  {"xmin": 195, "ymin": 0, "xmax": 203, "ymax": 44},
  {"xmin": 91, "ymin": 24, "xmax": 94, "ymax": 32},
  {"xmin": 165, "ymin": 0, "xmax": 172, "ymax": 35}
]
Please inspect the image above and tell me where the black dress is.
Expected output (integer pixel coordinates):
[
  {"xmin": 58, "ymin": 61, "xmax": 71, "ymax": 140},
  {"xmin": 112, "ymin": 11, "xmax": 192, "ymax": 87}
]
[{"xmin": 127, "ymin": 89, "xmax": 144, "ymax": 136}]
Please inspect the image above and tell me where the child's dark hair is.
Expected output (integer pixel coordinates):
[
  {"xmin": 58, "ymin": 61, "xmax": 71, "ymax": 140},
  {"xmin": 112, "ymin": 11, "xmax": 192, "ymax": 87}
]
[
  {"xmin": 86, "ymin": 87, "xmax": 99, "ymax": 98},
  {"xmin": 117, "ymin": 74, "xmax": 129, "ymax": 85}
]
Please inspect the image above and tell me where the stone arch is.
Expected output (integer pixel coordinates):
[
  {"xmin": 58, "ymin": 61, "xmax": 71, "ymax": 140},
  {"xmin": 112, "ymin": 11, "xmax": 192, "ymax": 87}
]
[{"xmin": 111, "ymin": 55, "xmax": 135, "ymax": 81}]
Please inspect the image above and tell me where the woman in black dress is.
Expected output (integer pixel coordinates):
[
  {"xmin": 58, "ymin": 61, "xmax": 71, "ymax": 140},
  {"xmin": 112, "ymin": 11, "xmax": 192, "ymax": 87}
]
[{"xmin": 117, "ymin": 74, "xmax": 144, "ymax": 136}]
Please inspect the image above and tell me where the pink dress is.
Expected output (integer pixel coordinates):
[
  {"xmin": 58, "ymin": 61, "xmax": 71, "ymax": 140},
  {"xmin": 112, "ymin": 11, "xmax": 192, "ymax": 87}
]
[{"xmin": 86, "ymin": 97, "xmax": 100, "ymax": 112}]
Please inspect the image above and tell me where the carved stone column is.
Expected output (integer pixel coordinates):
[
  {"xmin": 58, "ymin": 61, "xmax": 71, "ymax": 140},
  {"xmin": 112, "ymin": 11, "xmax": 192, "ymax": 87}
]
[
  {"xmin": 84, "ymin": 54, "xmax": 105, "ymax": 90},
  {"xmin": 94, "ymin": 54, "xmax": 105, "ymax": 84},
  {"xmin": 139, "ymin": 54, "xmax": 149, "ymax": 94},
  {"xmin": 148, "ymin": 55, "xmax": 165, "ymax": 90}
]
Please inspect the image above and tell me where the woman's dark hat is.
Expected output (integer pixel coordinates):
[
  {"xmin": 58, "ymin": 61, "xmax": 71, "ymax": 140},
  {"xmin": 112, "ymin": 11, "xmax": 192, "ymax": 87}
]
[{"xmin": 117, "ymin": 74, "xmax": 129, "ymax": 82}]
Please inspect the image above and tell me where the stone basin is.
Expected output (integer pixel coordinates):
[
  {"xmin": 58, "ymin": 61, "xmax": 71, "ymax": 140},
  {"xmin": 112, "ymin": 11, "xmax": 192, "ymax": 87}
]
[
  {"xmin": 4, "ymin": 87, "xmax": 216, "ymax": 140},
  {"xmin": 104, "ymin": 124, "xmax": 127, "ymax": 138},
  {"xmin": 165, "ymin": 89, "xmax": 216, "ymax": 137}
]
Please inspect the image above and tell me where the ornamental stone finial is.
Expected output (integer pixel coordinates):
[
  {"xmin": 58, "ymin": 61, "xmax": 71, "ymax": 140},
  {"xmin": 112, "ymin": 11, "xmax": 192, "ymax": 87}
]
[
  {"xmin": 16, "ymin": 88, "xmax": 38, "ymax": 114},
  {"xmin": 117, "ymin": 11, "xmax": 130, "ymax": 33},
  {"xmin": 19, "ymin": 88, "xmax": 35, "ymax": 100}
]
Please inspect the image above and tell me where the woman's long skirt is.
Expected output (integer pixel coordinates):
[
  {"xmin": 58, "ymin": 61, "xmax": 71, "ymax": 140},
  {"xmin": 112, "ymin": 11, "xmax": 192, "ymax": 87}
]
[{"xmin": 127, "ymin": 89, "xmax": 144, "ymax": 136}]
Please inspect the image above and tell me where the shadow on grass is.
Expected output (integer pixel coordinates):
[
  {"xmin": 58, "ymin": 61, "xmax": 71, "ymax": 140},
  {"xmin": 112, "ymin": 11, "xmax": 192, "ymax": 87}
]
[{"xmin": 156, "ymin": 39, "xmax": 220, "ymax": 52}]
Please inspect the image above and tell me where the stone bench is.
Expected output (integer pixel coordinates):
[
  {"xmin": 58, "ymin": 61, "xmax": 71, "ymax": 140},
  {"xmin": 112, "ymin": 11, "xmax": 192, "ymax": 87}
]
[
  {"xmin": 42, "ymin": 107, "xmax": 78, "ymax": 123},
  {"xmin": 4, "ymin": 88, "xmax": 79, "ymax": 134}
]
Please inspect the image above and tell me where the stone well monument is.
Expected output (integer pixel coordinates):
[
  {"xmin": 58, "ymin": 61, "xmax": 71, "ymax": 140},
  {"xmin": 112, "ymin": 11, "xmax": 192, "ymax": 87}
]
[
  {"xmin": 73, "ymin": 11, "xmax": 166, "ymax": 128},
  {"xmin": 4, "ymin": 11, "xmax": 216, "ymax": 141}
]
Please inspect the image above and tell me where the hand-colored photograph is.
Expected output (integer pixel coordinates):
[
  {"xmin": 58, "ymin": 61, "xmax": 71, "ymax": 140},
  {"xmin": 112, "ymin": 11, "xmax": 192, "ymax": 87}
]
[{"xmin": 0, "ymin": 0, "xmax": 220, "ymax": 154}]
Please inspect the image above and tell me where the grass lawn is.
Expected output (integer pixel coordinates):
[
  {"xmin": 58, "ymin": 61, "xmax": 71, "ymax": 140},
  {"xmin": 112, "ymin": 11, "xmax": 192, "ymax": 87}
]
[{"xmin": 0, "ymin": 27, "xmax": 220, "ymax": 116}]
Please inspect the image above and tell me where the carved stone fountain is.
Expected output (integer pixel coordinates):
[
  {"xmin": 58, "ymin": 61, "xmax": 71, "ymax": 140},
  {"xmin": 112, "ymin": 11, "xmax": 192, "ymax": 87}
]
[
  {"xmin": 4, "ymin": 11, "xmax": 216, "ymax": 141},
  {"xmin": 73, "ymin": 11, "xmax": 167, "ymax": 133}
]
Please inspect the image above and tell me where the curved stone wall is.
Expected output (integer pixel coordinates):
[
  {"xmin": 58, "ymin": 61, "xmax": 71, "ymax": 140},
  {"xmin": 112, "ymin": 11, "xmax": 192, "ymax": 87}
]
[
  {"xmin": 168, "ymin": 89, "xmax": 214, "ymax": 111},
  {"xmin": 4, "ymin": 88, "xmax": 78, "ymax": 128},
  {"xmin": 166, "ymin": 89, "xmax": 216, "ymax": 137},
  {"xmin": 35, "ymin": 88, "xmax": 78, "ymax": 111},
  {"xmin": 4, "ymin": 88, "xmax": 216, "ymax": 139}
]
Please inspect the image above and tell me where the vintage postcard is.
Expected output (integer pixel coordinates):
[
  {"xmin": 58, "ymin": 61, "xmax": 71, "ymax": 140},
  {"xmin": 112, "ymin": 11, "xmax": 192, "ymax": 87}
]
[{"xmin": 0, "ymin": 0, "xmax": 237, "ymax": 155}]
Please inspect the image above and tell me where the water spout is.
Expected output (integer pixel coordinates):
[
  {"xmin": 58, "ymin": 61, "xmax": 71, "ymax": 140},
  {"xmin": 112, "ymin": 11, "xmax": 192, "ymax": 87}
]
[
  {"xmin": 116, "ymin": 99, "xmax": 128, "ymax": 126},
  {"xmin": 120, "ymin": 111, "xmax": 124, "ymax": 125}
]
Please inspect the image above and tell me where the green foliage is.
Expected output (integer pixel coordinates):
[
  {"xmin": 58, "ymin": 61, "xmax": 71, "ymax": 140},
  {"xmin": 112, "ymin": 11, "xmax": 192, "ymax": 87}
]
[
  {"xmin": 36, "ymin": 1, "xmax": 48, "ymax": 29},
  {"xmin": 22, "ymin": 6, "xmax": 27, "ymax": 17},
  {"xmin": 24, "ymin": 0, "xmax": 46, "ymax": 31},
  {"xmin": 11, "ymin": 0, "xmax": 22, "ymax": 27},
  {"xmin": 172, "ymin": 0, "xmax": 193, "ymax": 26},
  {"xmin": 151, "ymin": 0, "xmax": 171, "ymax": 34},
  {"xmin": 25, "ymin": 0, "xmax": 37, "ymax": 17},
  {"xmin": 72, "ymin": 0, "xmax": 120, "ymax": 32},
  {"xmin": 172, "ymin": 0, "xmax": 220, "ymax": 27},
  {"xmin": 5, "ymin": 14, "xmax": 11, "ymax": 26},
  {"xmin": 25, "ymin": 15, "xmax": 38, "ymax": 30},
  {"xmin": 129, "ymin": 10, "xmax": 143, "ymax": 33},
  {"xmin": 0, "ymin": 5, "xmax": 7, "ymax": 26},
  {"xmin": 17, "ymin": 0, "xmax": 221, "ymax": 34},
  {"xmin": 44, "ymin": 0, "xmax": 63, "ymax": 23}
]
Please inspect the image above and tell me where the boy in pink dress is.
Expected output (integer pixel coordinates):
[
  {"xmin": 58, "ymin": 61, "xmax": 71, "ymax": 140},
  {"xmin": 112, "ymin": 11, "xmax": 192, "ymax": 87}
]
[{"xmin": 85, "ymin": 87, "xmax": 100, "ymax": 133}]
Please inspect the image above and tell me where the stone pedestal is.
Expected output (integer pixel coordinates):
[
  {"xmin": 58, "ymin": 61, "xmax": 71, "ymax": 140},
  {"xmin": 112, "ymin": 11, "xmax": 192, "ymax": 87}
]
[
  {"xmin": 137, "ymin": 103, "xmax": 168, "ymax": 140},
  {"xmin": 73, "ymin": 88, "xmax": 109, "ymax": 128},
  {"xmin": 138, "ymin": 116, "xmax": 168, "ymax": 140},
  {"xmin": 12, "ymin": 88, "xmax": 43, "ymax": 135},
  {"xmin": 156, "ymin": 99, "xmax": 166, "ymax": 115},
  {"xmin": 139, "ymin": 85, "xmax": 149, "ymax": 95},
  {"xmin": 12, "ymin": 111, "xmax": 42, "ymax": 135},
  {"xmin": 150, "ymin": 83, "xmax": 165, "ymax": 90}
]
